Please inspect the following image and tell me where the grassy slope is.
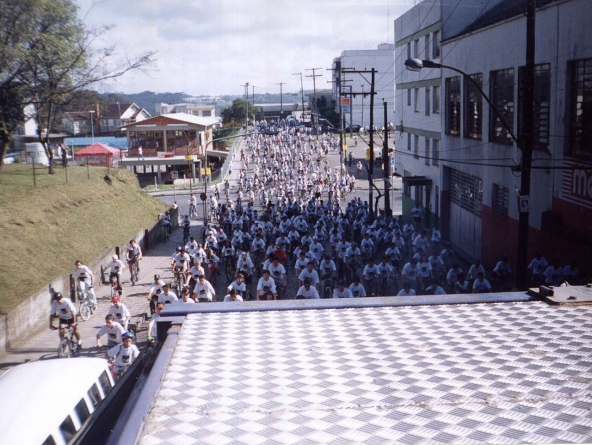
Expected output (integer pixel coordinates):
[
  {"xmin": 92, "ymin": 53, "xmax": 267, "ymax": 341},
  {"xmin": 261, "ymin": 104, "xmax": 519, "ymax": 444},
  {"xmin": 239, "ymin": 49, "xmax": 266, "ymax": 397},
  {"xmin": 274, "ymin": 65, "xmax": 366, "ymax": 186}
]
[{"xmin": 0, "ymin": 164, "xmax": 166, "ymax": 314}]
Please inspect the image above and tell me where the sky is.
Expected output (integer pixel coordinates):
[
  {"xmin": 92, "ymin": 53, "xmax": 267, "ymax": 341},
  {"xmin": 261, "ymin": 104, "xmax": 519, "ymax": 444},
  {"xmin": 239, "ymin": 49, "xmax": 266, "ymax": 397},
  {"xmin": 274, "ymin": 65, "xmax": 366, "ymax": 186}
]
[{"xmin": 76, "ymin": 0, "xmax": 418, "ymax": 97}]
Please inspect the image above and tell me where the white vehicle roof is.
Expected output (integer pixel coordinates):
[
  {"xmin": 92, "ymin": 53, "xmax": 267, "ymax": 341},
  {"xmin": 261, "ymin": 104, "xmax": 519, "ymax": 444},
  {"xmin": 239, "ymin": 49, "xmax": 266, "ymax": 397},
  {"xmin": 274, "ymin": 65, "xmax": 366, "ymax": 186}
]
[{"xmin": 0, "ymin": 358, "xmax": 110, "ymax": 445}]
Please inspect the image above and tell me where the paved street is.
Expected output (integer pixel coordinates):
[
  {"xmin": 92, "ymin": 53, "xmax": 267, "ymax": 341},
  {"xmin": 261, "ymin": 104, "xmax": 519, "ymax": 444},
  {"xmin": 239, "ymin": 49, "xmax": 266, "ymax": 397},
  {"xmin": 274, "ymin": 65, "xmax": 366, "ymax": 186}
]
[{"xmin": 0, "ymin": 130, "xmax": 401, "ymax": 373}]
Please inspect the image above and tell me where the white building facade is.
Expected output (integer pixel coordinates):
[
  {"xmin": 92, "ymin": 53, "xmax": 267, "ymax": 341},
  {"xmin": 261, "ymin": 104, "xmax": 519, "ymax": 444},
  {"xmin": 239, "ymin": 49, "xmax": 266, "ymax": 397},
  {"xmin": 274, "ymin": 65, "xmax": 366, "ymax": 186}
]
[
  {"xmin": 395, "ymin": 0, "xmax": 592, "ymax": 273},
  {"xmin": 394, "ymin": 0, "xmax": 443, "ymax": 228},
  {"xmin": 332, "ymin": 44, "xmax": 395, "ymax": 130}
]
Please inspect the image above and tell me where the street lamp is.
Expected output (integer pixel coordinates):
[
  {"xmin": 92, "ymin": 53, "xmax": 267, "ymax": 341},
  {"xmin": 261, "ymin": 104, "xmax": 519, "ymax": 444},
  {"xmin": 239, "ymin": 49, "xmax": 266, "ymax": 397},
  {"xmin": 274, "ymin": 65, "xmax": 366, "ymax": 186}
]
[
  {"xmin": 88, "ymin": 110, "xmax": 95, "ymax": 143},
  {"xmin": 405, "ymin": 57, "xmax": 532, "ymax": 290}
]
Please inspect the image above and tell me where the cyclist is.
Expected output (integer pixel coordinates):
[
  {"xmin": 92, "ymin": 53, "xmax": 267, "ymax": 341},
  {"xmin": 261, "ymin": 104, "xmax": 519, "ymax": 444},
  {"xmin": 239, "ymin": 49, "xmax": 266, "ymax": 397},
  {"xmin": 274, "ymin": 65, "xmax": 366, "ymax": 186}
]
[
  {"xmin": 348, "ymin": 276, "xmax": 367, "ymax": 298},
  {"xmin": 401, "ymin": 258, "xmax": 420, "ymax": 292},
  {"xmin": 71, "ymin": 260, "xmax": 97, "ymax": 309},
  {"xmin": 333, "ymin": 280, "xmax": 354, "ymax": 298},
  {"xmin": 205, "ymin": 232, "xmax": 219, "ymax": 254},
  {"xmin": 362, "ymin": 258, "xmax": 380, "ymax": 296},
  {"xmin": 227, "ymin": 273, "xmax": 248, "ymax": 300},
  {"xmin": 49, "ymin": 292, "xmax": 81, "ymax": 352},
  {"xmin": 236, "ymin": 251, "xmax": 255, "ymax": 292},
  {"xmin": 171, "ymin": 246, "xmax": 190, "ymax": 282},
  {"xmin": 257, "ymin": 270, "xmax": 277, "ymax": 301},
  {"xmin": 148, "ymin": 302, "xmax": 164, "ymax": 343},
  {"xmin": 159, "ymin": 210, "xmax": 172, "ymax": 233},
  {"xmin": 423, "ymin": 278, "xmax": 447, "ymax": 295},
  {"xmin": 397, "ymin": 281, "xmax": 417, "ymax": 297},
  {"xmin": 107, "ymin": 331, "xmax": 140, "ymax": 381},
  {"xmin": 204, "ymin": 248, "xmax": 220, "ymax": 282},
  {"xmin": 296, "ymin": 278, "xmax": 320, "ymax": 299},
  {"xmin": 221, "ymin": 240, "xmax": 236, "ymax": 268},
  {"xmin": 224, "ymin": 288, "xmax": 244, "ymax": 302},
  {"xmin": 188, "ymin": 195, "xmax": 198, "ymax": 217},
  {"xmin": 186, "ymin": 260, "xmax": 205, "ymax": 294},
  {"xmin": 96, "ymin": 314, "xmax": 127, "ymax": 349},
  {"xmin": 377, "ymin": 258, "xmax": 396, "ymax": 295},
  {"xmin": 319, "ymin": 255, "xmax": 337, "ymax": 298},
  {"xmin": 126, "ymin": 239, "xmax": 143, "ymax": 279},
  {"xmin": 108, "ymin": 295, "xmax": 131, "ymax": 330},
  {"xmin": 147, "ymin": 274, "xmax": 164, "ymax": 314},
  {"xmin": 106, "ymin": 254, "xmax": 125, "ymax": 288},
  {"xmin": 180, "ymin": 288, "xmax": 196, "ymax": 303},
  {"xmin": 182, "ymin": 214, "xmax": 191, "ymax": 240},
  {"xmin": 158, "ymin": 284, "xmax": 178, "ymax": 305},
  {"xmin": 192, "ymin": 274, "xmax": 216, "ymax": 302},
  {"xmin": 298, "ymin": 261, "xmax": 320, "ymax": 293},
  {"xmin": 267, "ymin": 255, "xmax": 287, "ymax": 299},
  {"xmin": 472, "ymin": 271, "xmax": 492, "ymax": 293}
]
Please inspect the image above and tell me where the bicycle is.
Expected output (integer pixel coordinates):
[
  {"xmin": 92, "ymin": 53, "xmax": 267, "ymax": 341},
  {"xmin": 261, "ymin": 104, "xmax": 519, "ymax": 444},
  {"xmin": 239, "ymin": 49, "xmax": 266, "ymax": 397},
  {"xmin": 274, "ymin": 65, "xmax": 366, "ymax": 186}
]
[
  {"xmin": 130, "ymin": 261, "xmax": 139, "ymax": 286},
  {"xmin": 58, "ymin": 325, "xmax": 79, "ymax": 358},
  {"xmin": 322, "ymin": 275, "xmax": 334, "ymax": 299},
  {"xmin": 163, "ymin": 224, "xmax": 170, "ymax": 243},
  {"xmin": 76, "ymin": 282, "xmax": 95, "ymax": 321},
  {"xmin": 174, "ymin": 269, "xmax": 185, "ymax": 296},
  {"xmin": 183, "ymin": 224, "xmax": 190, "ymax": 244},
  {"xmin": 225, "ymin": 256, "xmax": 236, "ymax": 283},
  {"xmin": 189, "ymin": 204, "xmax": 198, "ymax": 219}
]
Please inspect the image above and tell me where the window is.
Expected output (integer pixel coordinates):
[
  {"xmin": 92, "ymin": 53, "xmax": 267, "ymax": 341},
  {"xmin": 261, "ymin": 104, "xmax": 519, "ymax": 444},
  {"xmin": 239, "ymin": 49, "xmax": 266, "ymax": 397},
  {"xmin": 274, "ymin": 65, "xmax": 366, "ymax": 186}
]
[
  {"xmin": 75, "ymin": 398, "xmax": 91, "ymax": 424},
  {"xmin": 407, "ymin": 42, "xmax": 411, "ymax": 60},
  {"xmin": 489, "ymin": 68, "xmax": 515, "ymax": 145},
  {"xmin": 449, "ymin": 168, "xmax": 483, "ymax": 217},
  {"xmin": 414, "ymin": 39, "xmax": 419, "ymax": 58},
  {"xmin": 407, "ymin": 133, "xmax": 411, "ymax": 151},
  {"xmin": 425, "ymin": 87, "xmax": 431, "ymax": 116},
  {"xmin": 42, "ymin": 436, "xmax": 57, "ymax": 445},
  {"xmin": 202, "ymin": 110, "xmax": 212, "ymax": 117},
  {"xmin": 99, "ymin": 371, "xmax": 113, "ymax": 396},
  {"xmin": 433, "ymin": 85, "xmax": 440, "ymax": 113},
  {"xmin": 425, "ymin": 138, "xmax": 430, "ymax": 165},
  {"xmin": 492, "ymin": 183, "xmax": 509, "ymax": 215},
  {"xmin": 407, "ymin": 89, "xmax": 411, "ymax": 107},
  {"xmin": 88, "ymin": 384, "xmax": 102, "ymax": 408},
  {"xmin": 519, "ymin": 64, "xmax": 550, "ymax": 151},
  {"xmin": 59, "ymin": 416, "xmax": 77, "ymax": 443},
  {"xmin": 432, "ymin": 139, "xmax": 439, "ymax": 166},
  {"xmin": 414, "ymin": 88, "xmax": 420, "ymax": 112},
  {"xmin": 465, "ymin": 73, "xmax": 483, "ymax": 139},
  {"xmin": 433, "ymin": 31, "xmax": 441, "ymax": 58},
  {"xmin": 414, "ymin": 135, "xmax": 419, "ymax": 159},
  {"xmin": 568, "ymin": 58, "xmax": 592, "ymax": 158},
  {"xmin": 445, "ymin": 77, "xmax": 461, "ymax": 135},
  {"xmin": 425, "ymin": 35, "xmax": 430, "ymax": 60}
]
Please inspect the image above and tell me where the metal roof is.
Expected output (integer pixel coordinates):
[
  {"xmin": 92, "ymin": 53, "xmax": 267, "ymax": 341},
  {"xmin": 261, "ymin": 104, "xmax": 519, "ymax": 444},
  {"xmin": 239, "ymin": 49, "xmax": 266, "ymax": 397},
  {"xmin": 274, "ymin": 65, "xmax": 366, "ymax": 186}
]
[{"xmin": 136, "ymin": 299, "xmax": 592, "ymax": 444}]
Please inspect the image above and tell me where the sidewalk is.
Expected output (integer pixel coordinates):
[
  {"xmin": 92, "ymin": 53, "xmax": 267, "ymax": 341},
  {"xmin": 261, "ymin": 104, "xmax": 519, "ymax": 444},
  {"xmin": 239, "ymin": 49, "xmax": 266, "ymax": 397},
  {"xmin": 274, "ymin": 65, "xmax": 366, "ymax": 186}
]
[{"xmin": 0, "ymin": 224, "xmax": 189, "ymax": 375}]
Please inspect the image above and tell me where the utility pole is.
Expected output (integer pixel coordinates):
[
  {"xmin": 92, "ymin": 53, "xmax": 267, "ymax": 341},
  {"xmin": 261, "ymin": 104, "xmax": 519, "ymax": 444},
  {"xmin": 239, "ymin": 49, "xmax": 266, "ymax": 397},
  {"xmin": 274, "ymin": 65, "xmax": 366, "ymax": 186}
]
[
  {"xmin": 240, "ymin": 83, "xmax": 250, "ymax": 130},
  {"xmin": 252, "ymin": 85, "xmax": 257, "ymax": 121},
  {"xmin": 361, "ymin": 84, "xmax": 365, "ymax": 129},
  {"xmin": 292, "ymin": 73, "xmax": 305, "ymax": 120},
  {"xmin": 383, "ymin": 100, "xmax": 391, "ymax": 216},
  {"xmin": 306, "ymin": 68, "xmax": 322, "ymax": 139},
  {"xmin": 516, "ymin": 0, "xmax": 536, "ymax": 290},
  {"xmin": 277, "ymin": 82, "xmax": 285, "ymax": 120}
]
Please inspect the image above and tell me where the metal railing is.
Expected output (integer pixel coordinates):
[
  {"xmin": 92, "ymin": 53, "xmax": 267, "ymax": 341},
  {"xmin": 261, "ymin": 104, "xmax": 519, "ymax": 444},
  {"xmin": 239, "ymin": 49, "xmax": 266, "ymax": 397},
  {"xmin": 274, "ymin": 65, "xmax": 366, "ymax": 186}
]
[{"xmin": 220, "ymin": 128, "xmax": 244, "ymax": 182}]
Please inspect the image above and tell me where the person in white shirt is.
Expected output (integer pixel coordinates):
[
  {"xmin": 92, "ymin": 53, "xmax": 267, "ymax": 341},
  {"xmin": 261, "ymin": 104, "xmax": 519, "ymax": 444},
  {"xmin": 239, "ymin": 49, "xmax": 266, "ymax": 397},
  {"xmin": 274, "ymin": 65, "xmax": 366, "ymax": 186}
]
[
  {"xmin": 224, "ymin": 289, "xmax": 244, "ymax": 302},
  {"xmin": 107, "ymin": 332, "xmax": 140, "ymax": 380},
  {"xmin": 180, "ymin": 288, "xmax": 196, "ymax": 303},
  {"xmin": 126, "ymin": 239, "xmax": 143, "ymax": 277},
  {"xmin": 528, "ymin": 253, "xmax": 548, "ymax": 286},
  {"xmin": 257, "ymin": 270, "xmax": 277, "ymax": 300},
  {"xmin": 192, "ymin": 275, "xmax": 216, "ymax": 302},
  {"xmin": 348, "ymin": 276, "xmax": 367, "ymax": 298},
  {"xmin": 543, "ymin": 260, "xmax": 563, "ymax": 287},
  {"xmin": 186, "ymin": 261, "xmax": 205, "ymax": 292},
  {"xmin": 267, "ymin": 255, "xmax": 287, "ymax": 299},
  {"xmin": 71, "ymin": 260, "xmax": 97, "ymax": 308},
  {"xmin": 467, "ymin": 260, "xmax": 486, "ymax": 282},
  {"xmin": 49, "ymin": 292, "xmax": 81, "ymax": 350},
  {"xmin": 108, "ymin": 295, "xmax": 131, "ymax": 330},
  {"xmin": 236, "ymin": 251, "xmax": 255, "ymax": 292},
  {"xmin": 96, "ymin": 314, "xmax": 127, "ymax": 348},
  {"xmin": 397, "ymin": 281, "xmax": 417, "ymax": 297},
  {"xmin": 298, "ymin": 262, "xmax": 320, "ymax": 292},
  {"xmin": 296, "ymin": 278, "xmax": 320, "ymax": 299},
  {"xmin": 362, "ymin": 258, "xmax": 380, "ymax": 296},
  {"xmin": 158, "ymin": 284, "xmax": 178, "ymax": 305},
  {"xmin": 472, "ymin": 272, "xmax": 492, "ymax": 293},
  {"xmin": 106, "ymin": 254, "xmax": 126, "ymax": 287},
  {"xmin": 401, "ymin": 258, "xmax": 420, "ymax": 291},
  {"xmin": 423, "ymin": 279, "xmax": 447, "ymax": 295},
  {"xmin": 333, "ymin": 281, "xmax": 354, "ymax": 298},
  {"xmin": 147, "ymin": 274, "xmax": 165, "ymax": 314},
  {"xmin": 148, "ymin": 303, "xmax": 163, "ymax": 341}
]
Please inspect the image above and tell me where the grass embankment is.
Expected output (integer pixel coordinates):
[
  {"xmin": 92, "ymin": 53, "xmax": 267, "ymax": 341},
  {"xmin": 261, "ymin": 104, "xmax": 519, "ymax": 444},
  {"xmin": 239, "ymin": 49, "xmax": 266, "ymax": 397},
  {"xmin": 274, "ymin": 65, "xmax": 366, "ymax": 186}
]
[{"xmin": 0, "ymin": 164, "xmax": 166, "ymax": 314}]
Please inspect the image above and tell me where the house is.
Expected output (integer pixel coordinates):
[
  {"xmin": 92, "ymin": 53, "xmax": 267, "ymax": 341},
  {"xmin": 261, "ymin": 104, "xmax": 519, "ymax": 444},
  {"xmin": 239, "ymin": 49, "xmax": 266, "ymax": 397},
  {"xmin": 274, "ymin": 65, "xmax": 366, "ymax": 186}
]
[
  {"xmin": 155, "ymin": 102, "xmax": 217, "ymax": 118},
  {"xmin": 99, "ymin": 103, "xmax": 151, "ymax": 134},
  {"xmin": 61, "ymin": 111, "xmax": 93, "ymax": 136}
]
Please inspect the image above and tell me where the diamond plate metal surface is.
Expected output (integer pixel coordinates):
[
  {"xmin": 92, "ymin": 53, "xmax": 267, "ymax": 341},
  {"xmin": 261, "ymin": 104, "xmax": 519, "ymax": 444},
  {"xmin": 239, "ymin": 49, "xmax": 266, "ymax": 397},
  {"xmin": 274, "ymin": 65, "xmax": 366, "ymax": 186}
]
[{"xmin": 140, "ymin": 302, "xmax": 592, "ymax": 444}]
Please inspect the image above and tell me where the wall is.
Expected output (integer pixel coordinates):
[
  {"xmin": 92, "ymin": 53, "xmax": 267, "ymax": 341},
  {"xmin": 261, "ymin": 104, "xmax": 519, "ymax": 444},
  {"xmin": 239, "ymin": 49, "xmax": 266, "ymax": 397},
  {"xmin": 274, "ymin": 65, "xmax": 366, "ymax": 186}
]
[{"xmin": 0, "ymin": 208, "xmax": 178, "ymax": 354}]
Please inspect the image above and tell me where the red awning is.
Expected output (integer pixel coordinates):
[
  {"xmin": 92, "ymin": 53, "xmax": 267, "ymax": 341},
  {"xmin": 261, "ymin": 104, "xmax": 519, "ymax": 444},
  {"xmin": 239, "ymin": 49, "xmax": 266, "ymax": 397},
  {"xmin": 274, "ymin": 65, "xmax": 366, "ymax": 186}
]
[{"xmin": 74, "ymin": 143, "xmax": 121, "ymax": 157}]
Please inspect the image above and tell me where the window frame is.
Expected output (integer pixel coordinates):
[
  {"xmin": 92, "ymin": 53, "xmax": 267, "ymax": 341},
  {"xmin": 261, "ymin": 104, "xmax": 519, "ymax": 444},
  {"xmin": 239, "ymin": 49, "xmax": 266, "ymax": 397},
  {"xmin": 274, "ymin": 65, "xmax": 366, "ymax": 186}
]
[
  {"xmin": 433, "ymin": 31, "xmax": 441, "ymax": 58},
  {"xmin": 432, "ymin": 139, "xmax": 439, "ymax": 166},
  {"xmin": 489, "ymin": 68, "xmax": 515, "ymax": 146},
  {"xmin": 445, "ymin": 76, "xmax": 461, "ymax": 136},
  {"xmin": 464, "ymin": 73, "xmax": 483, "ymax": 140},
  {"xmin": 425, "ymin": 137, "xmax": 430, "ymax": 166},
  {"xmin": 414, "ymin": 88, "xmax": 420, "ymax": 113},
  {"xmin": 425, "ymin": 86, "xmax": 431, "ymax": 116},
  {"xmin": 433, "ymin": 85, "xmax": 440, "ymax": 114}
]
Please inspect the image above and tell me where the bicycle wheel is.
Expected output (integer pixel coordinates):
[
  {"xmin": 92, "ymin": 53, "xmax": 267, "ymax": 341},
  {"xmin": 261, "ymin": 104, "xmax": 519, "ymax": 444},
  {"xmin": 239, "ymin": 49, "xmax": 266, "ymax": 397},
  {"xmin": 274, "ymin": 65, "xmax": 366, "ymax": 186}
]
[
  {"xmin": 79, "ymin": 301, "xmax": 91, "ymax": 321},
  {"xmin": 225, "ymin": 259, "xmax": 235, "ymax": 282},
  {"xmin": 131, "ymin": 264, "xmax": 138, "ymax": 285},
  {"xmin": 58, "ymin": 339, "xmax": 70, "ymax": 358}
]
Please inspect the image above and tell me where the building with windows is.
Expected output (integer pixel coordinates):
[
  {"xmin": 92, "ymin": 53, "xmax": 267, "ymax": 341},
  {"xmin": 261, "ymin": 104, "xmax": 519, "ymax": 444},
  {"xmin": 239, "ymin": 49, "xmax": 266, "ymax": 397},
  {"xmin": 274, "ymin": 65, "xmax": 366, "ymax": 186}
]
[
  {"xmin": 395, "ymin": 0, "xmax": 592, "ymax": 272},
  {"xmin": 156, "ymin": 102, "xmax": 216, "ymax": 118},
  {"xmin": 394, "ymin": 0, "xmax": 442, "ymax": 227},
  {"xmin": 332, "ymin": 44, "xmax": 395, "ymax": 130}
]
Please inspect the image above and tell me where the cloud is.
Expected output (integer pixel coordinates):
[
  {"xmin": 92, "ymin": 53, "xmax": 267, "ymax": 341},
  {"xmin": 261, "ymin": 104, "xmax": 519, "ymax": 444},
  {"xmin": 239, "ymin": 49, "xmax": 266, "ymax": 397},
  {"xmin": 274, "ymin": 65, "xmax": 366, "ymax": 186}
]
[{"xmin": 76, "ymin": 0, "xmax": 414, "ymax": 96}]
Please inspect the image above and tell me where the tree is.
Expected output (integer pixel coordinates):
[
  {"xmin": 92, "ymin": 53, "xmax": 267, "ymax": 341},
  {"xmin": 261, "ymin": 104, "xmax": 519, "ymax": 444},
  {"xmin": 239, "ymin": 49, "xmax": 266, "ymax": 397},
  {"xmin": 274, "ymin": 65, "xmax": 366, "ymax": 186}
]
[
  {"xmin": 220, "ymin": 99, "xmax": 254, "ymax": 124},
  {"xmin": 0, "ymin": 0, "xmax": 155, "ymax": 174}
]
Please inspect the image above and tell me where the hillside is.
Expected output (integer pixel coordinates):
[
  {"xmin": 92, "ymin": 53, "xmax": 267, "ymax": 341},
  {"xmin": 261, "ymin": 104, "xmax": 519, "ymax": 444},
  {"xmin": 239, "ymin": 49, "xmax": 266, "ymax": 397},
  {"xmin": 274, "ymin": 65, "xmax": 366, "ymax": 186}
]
[{"xmin": 0, "ymin": 165, "xmax": 166, "ymax": 314}]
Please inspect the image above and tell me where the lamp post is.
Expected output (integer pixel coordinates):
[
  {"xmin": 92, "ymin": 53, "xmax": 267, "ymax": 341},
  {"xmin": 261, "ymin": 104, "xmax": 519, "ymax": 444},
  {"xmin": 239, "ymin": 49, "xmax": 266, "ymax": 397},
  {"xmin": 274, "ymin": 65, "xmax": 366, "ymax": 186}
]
[
  {"xmin": 88, "ymin": 110, "xmax": 95, "ymax": 143},
  {"xmin": 405, "ymin": 56, "xmax": 534, "ymax": 290}
]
